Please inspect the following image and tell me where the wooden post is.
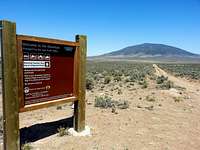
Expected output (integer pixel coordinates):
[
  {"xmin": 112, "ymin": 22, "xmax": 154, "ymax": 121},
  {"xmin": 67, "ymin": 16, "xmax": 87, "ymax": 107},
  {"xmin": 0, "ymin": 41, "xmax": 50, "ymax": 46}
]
[
  {"xmin": 0, "ymin": 20, "xmax": 20, "ymax": 150},
  {"xmin": 74, "ymin": 35, "xmax": 87, "ymax": 132}
]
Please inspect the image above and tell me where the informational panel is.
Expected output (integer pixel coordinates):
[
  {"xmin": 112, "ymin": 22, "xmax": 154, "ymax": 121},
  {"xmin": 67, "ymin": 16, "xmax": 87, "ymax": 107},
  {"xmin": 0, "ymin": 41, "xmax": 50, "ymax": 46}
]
[{"xmin": 22, "ymin": 40, "xmax": 75, "ymax": 105}]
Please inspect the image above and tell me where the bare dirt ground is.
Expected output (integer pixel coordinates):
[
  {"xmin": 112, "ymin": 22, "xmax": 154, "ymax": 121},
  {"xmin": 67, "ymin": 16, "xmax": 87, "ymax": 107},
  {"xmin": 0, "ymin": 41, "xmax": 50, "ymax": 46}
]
[{"xmin": 1, "ymin": 65, "xmax": 200, "ymax": 150}]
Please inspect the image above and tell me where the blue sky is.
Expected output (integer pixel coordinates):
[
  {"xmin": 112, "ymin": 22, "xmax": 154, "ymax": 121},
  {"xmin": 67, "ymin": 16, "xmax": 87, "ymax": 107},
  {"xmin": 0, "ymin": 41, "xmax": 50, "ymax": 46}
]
[{"xmin": 1, "ymin": 0, "xmax": 200, "ymax": 56}]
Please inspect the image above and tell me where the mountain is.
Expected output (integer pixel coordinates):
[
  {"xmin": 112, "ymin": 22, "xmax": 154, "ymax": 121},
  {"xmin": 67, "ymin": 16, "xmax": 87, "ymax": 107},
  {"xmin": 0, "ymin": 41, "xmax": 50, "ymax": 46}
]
[{"xmin": 100, "ymin": 43, "xmax": 199, "ymax": 58}]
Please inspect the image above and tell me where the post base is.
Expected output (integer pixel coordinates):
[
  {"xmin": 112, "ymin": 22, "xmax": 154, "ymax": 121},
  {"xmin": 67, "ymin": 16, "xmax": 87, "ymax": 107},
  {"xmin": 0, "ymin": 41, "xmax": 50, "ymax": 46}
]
[{"xmin": 68, "ymin": 126, "xmax": 91, "ymax": 136}]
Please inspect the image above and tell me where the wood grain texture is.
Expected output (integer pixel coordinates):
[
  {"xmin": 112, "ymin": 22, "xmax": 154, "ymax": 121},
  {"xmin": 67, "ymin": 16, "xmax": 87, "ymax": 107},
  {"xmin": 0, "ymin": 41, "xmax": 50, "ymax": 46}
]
[
  {"xmin": 20, "ymin": 96, "xmax": 77, "ymax": 112},
  {"xmin": 17, "ymin": 39, "xmax": 24, "ymax": 109},
  {"xmin": 17, "ymin": 35, "xmax": 79, "ymax": 47},
  {"xmin": 74, "ymin": 35, "xmax": 87, "ymax": 132},
  {"xmin": 0, "ymin": 20, "xmax": 20, "ymax": 150}
]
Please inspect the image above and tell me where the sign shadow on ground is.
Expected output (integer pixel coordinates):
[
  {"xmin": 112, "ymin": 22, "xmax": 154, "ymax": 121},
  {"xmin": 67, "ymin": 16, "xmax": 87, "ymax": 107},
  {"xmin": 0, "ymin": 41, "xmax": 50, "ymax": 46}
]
[{"xmin": 20, "ymin": 116, "xmax": 73, "ymax": 144}]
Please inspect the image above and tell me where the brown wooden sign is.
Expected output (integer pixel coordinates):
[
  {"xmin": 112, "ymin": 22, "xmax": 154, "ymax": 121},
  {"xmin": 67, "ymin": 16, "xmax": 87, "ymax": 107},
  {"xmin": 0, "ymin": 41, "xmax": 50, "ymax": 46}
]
[
  {"xmin": 17, "ymin": 35, "xmax": 82, "ymax": 112},
  {"xmin": 0, "ymin": 20, "xmax": 87, "ymax": 150}
]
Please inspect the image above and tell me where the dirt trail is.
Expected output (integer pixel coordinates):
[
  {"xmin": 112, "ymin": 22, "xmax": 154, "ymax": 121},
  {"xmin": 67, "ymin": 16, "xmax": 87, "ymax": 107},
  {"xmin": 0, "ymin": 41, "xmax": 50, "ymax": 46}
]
[{"xmin": 153, "ymin": 64, "xmax": 200, "ymax": 94}]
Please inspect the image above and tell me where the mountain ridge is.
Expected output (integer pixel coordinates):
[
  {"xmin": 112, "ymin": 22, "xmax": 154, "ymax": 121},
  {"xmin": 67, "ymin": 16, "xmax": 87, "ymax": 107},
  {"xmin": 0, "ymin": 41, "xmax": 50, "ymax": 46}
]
[{"xmin": 99, "ymin": 43, "xmax": 199, "ymax": 58}]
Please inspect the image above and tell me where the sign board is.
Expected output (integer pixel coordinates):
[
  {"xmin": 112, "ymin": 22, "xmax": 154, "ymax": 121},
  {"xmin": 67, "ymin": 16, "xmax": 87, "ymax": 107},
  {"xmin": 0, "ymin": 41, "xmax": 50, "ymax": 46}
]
[
  {"xmin": 17, "ymin": 36, "xmax": 82, "ymax": 112},
  {"xmin": 0, "ymin": 20, "xmax": 87, "ymax": 150},
  {"xmin": 23, "ymin": 42, "xmax": 74, "ymax": 105}
]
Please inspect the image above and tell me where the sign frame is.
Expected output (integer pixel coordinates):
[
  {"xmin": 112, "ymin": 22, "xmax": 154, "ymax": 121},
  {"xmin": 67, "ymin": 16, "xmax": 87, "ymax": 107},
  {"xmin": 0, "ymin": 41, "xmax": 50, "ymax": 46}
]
[
  {"xmin": 17, "ymin": 35, "xmax": 80, "ymax": 112},
  {"xmin": 0, "ymin": 20, "xmax": 87, "ymax": 150}
]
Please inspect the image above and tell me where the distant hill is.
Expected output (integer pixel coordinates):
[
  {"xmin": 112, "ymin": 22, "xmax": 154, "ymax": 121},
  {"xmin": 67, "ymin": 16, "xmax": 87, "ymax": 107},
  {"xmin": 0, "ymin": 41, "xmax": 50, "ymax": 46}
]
[{"xmin": 100, "ymin": 43, "xmax": 199, "ymax": 58}]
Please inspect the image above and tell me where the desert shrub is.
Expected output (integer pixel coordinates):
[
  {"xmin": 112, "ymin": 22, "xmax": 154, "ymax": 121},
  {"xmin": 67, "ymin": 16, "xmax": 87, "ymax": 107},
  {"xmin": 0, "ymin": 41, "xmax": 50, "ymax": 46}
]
[
  {"xmin": 125, "ymin": 77, "xmax": 131, "ymax": 82},
  {"xmin": 159, "ymin": 80, "xmax": 174, "ymax": 90},
  {"xmin": 145, "ymin": 95, "xmax": 156, "ymax": 102},
  {"xmin": 130, "ymin": 71, "xmax": 146, "ymax": 82},
  {"xmin": 173, "ymin": 97, "xmax": 182, "ymax": 102},
  {"xmin": 94, "ymin": 95, "xmax": 114, "ymax": 108},
  {"xmin": 57, "ymin": 127, "xmax": 68, "ymax": 137},
  {"xmin": 129, "ymin": 74, "xmax": 137, "ymax": 82},
  {"xmin": 139, "ymin": 80, "xmax": 148, "ymax": 88},
  {"xmin": 21, "ymin": 143, "xmax": 33, "ymax": 150},
  {"xmin": 94, "ymin": 96, "xmax": 129, "ymax": 110},
  {"xmin": 112, "ymin": 70, "xmax": 123, "ymax": 77},
  {"xmin": 102, "ymin": 71, "xmax": 108, "ymax": 76},
  {"xmin": 94, "ymin": 74, "xmax": 101, "ymax": 81},
  {"xmin": 56, "ymin": 105, "xmax": 62, "ymax": 110},
  {"xmin": 142, "ymin": 80, "xmax": 148, "ymax": 88},
  {"xmin": 149, "ymin": 74, "xmax": 157, "ymax": 80},
  {"xmin": 86, "ymin": 77, "xmax": 94, "ymax": 90},
  {"xmin": 114, "ymin": 76, "xmax": 122, "ymax": 82},
  {"xmin": 156, "ymin": 75, "xmax": 168, "ymax": 84},
  {"xmin": 104, "ymin": 76, "xmax": 111, "ymax": 84}
]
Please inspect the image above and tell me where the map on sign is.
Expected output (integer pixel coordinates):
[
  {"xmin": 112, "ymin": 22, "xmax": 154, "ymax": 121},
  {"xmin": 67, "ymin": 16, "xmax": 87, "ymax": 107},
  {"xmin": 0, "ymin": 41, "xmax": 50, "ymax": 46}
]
[{"xmin": 22, "ymin": 41, "xmax": 75, "ymax": 105}]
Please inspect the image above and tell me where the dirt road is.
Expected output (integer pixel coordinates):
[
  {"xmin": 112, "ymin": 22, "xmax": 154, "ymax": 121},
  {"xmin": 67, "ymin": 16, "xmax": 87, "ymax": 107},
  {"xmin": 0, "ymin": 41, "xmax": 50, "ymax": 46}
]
[{"xmin": 153, "ymin": 64, "xmax": 200, "ymax": 93}]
